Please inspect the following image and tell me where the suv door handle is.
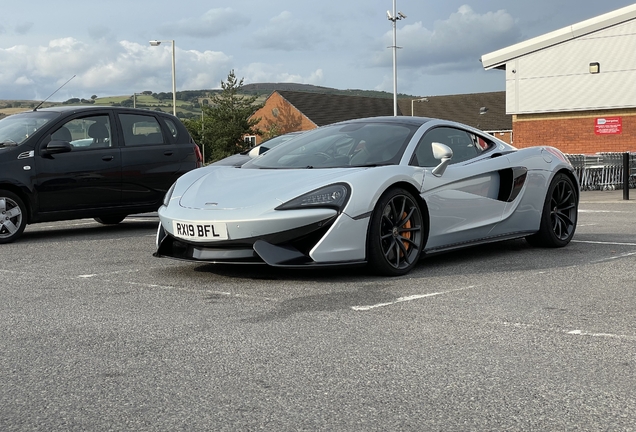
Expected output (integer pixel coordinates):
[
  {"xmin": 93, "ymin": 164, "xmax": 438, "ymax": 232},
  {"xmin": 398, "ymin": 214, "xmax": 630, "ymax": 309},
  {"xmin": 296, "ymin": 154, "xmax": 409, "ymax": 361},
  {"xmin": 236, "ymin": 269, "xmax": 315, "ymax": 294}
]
[
  {"xmin": 102, "ymin": 156, "xmax": 114, "ymax": 161},
  {"xmin": 164, "ymin": 151, "xmax": 174, "ymax": 156}
]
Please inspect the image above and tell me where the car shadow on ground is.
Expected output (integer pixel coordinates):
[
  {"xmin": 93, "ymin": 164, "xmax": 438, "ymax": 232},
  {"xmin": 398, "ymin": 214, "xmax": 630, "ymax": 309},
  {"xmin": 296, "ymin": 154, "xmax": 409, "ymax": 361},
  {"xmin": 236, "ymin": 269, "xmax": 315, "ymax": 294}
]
[
  {"xmin": 18, "ymin": 219, "xmax": 158, "ymax": 243},
  {"xmin": 190, "ymin": 237, "xmax": 596, "ymax": 282}
]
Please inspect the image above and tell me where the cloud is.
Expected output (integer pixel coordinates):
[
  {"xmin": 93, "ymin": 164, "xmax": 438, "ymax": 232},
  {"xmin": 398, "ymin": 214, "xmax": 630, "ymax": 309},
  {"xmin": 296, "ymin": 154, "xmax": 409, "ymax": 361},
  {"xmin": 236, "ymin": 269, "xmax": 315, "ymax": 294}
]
[
  {"xmin": 158, "ymin": 8, "xmax": 250, "ymax": 38},
  {"xmin": 239, "ymin": 63, "xmax": 324, "ymax": 86},
  {"xmin": 15, "ymin": 22, "xmax": 34, "ymax": 35},
  {"xmin": 250, "ymin": 11, "xmax": 325, "ymax": 51},
  {"xmin": 88, "ymin": 25, "xmax": 113, "ymax": 41},
  {"xmin": 0, "ymin": 38, "xmax": 235, "ymax": 100},
  {"xmin": 373, "ymin": 5, "xmax": 520, "ymax": 74}
]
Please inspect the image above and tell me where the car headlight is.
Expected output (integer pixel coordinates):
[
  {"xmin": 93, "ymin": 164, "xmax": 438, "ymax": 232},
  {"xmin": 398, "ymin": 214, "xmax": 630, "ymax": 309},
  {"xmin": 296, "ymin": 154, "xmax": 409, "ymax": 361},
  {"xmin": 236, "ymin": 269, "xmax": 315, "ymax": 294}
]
[
  {"xmin": 163, "ymin": 182, "xmax": 177, "ymax": 207},
  {"xmin": 276, "ymin": 183, "xmax": 350, "ymax": 211}
]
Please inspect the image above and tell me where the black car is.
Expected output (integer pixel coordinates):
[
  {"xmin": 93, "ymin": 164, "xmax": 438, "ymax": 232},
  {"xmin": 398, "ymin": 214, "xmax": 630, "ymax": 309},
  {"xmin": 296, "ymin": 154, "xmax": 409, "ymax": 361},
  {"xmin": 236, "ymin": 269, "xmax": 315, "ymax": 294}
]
[{"xmin": 0, "ymin": 106, "xmax": 202, "ymax": 243}]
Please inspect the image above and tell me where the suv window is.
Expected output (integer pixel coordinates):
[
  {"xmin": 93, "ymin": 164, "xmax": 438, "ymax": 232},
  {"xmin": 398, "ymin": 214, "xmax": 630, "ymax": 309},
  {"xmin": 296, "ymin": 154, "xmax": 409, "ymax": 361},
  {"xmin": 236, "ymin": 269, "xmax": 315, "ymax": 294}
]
[
  {"xmin": 162, "ymin": 118, "xmax": 179, "ymax": 140},
  {"xmin": 51, "ymin": 115, "xmax": 112, "ymax": 150},
  {"xmin": 411, "ymin": 127, "xmax": 493, "ymax": 167},
  {"xmin": 118, "ymin": 114, "xmax": 165, "ymax": 146}
]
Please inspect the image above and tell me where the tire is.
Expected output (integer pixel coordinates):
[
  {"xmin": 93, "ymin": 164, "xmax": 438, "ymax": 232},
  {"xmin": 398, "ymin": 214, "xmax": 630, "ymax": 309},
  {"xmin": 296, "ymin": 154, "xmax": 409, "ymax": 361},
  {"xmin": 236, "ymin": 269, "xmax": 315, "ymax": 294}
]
[
  {"xmin": 367, "ymin": 188, "xmax": 425, "ymax": 276},
  {"xmin": 526, "ymin": 173, "xmax": 578, "ymax": 247},
  {"xmin": 0, "ymin": 190, "xmax": 27, "ymax": 244},
  {"xmin": 94, "ymin": 215, "xmax": 126, "ymax": 225}
]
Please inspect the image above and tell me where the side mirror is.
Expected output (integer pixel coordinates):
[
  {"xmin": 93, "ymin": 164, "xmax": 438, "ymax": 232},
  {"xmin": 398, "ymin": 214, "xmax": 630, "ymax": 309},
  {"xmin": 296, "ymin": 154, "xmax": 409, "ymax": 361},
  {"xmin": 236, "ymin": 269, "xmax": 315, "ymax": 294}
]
[
  {"xmin": 431, "ymin": 142, "xmax": 453, "ymax": 177},
  {"xmin": 248, "ymin": 145, "xmax": 270, "ymax": 158},
  {"xmin": 248, "ymin": 146, "xmax": 261, "ymax": 158},
  {"xmin": 44, "ymin": 140, "xmax": 73, "ymax": 154}
]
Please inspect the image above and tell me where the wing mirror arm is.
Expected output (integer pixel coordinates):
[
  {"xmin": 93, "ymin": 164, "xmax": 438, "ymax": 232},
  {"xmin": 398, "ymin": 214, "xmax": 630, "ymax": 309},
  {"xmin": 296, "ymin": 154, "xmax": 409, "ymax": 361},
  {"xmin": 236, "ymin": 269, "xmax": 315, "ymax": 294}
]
[{"xmin": 431, "ymin": 142, "xmax": 453, "ymax": 177}]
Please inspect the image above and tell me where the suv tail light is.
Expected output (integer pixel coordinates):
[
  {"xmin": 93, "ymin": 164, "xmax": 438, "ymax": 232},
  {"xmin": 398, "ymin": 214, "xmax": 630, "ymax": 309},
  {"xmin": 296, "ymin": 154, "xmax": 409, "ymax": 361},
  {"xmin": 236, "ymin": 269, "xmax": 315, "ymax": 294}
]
[{"xmin": 192, "ymin": 140, "xmax": 203, "ymax": 167}]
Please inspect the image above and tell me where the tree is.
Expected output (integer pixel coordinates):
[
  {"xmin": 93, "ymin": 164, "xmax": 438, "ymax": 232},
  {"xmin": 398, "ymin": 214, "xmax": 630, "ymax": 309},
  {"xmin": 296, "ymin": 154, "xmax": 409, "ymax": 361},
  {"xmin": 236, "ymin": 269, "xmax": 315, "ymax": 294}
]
[{"xmin": 183, "ymin": 70, "xmax": 262, "ymax": 163}]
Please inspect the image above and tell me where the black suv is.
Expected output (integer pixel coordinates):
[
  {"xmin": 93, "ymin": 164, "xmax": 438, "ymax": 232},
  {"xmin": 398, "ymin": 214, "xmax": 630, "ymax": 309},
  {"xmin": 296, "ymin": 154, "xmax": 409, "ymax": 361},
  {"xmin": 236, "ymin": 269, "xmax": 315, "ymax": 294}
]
[{"xmin": 0, "ymin": 106, "xmax": 202, "ymax": 243}]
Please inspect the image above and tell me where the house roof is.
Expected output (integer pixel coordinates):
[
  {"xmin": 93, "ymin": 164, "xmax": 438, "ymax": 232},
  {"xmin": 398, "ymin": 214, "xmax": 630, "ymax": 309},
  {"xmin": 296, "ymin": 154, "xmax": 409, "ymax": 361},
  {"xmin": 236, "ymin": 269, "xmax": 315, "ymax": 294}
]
[
  {"xmin": 397, "ymin": 91, "xmax": 511, "ymax": 131},
  {"xmin": 481, "ymin": 4, "xmax": 636, "ymax": 70},
  {"xmin": 277, "ymin": 90, "xmax": 401, "ymax": 126}
]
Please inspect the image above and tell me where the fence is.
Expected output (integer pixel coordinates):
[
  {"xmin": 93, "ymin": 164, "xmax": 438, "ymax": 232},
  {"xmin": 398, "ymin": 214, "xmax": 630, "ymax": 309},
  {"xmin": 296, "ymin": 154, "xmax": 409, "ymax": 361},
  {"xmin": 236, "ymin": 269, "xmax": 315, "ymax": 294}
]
[{"xmin": 565, "ymin": 152, "xmax": 636, "ymax": 191}]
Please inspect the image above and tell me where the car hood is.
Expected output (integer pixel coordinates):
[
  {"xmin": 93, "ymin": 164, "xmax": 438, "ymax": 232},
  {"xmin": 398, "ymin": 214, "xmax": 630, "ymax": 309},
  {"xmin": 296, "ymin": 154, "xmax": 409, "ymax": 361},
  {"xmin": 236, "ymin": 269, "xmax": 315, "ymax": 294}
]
[{"xmin": 178, "ymin": 166, "xmax": 361, "ymax": 210}]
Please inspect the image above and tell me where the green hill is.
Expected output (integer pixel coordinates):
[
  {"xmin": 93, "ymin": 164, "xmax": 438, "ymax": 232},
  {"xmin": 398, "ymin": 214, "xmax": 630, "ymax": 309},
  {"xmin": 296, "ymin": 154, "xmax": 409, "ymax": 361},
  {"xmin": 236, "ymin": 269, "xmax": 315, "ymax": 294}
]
[{"xmin": 0, "ymin": 84, "xmax": 418, "ymax": 119}]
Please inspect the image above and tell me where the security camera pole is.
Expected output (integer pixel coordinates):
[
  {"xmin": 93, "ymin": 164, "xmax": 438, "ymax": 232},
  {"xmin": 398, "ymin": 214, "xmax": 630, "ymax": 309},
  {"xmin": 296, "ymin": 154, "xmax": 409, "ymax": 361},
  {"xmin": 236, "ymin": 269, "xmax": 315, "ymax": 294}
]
[{"xmin": 387, "ymin": 1, "xmax": 406, "ymax": 116}]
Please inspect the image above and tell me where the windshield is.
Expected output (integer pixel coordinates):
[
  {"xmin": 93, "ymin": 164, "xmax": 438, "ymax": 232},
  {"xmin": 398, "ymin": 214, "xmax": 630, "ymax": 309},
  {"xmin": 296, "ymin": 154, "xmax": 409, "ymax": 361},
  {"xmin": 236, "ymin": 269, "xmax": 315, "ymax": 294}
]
[
  {"xmin": 243, "ymin": 121, "xmax": 418, "ymax": 169},
  {"xmin": 0, "ymin": 111, "xmax": 60, "ymax": 147}
]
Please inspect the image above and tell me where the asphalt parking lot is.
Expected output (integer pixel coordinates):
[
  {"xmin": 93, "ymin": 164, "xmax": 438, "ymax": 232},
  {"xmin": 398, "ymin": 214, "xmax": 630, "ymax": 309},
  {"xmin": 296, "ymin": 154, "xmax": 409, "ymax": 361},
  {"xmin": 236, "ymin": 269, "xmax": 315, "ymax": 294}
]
[{"xmin": 1, "ymin": 190, "xmax": 635, "ymax": 431}]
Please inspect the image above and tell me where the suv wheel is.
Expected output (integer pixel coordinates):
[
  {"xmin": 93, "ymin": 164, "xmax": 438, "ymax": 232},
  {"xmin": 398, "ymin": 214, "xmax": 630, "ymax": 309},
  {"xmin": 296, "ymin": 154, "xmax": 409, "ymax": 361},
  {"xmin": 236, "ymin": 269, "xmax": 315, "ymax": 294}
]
[{"xmin": 0, "ymin": 190, "xmax": 27, "ymax": 244}]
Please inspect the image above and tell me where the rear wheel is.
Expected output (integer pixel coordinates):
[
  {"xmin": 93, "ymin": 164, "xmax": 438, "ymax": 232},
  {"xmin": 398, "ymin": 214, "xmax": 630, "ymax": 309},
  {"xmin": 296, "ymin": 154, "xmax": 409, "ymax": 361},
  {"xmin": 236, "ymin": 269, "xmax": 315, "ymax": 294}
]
[
  {"xmin": 367, "ymin": 188, "xmax": 424, "ymax": 276},
  {"xmin": 94, "ymin": 215, "xmax": 126, "ymax": 225},
  {"xmin": 526, "ymin": 173, "xmax": 577, "ymax": 247},
  {"xmin": 0, "ymin": 190, "xmax": 27, "ymax": 244}
]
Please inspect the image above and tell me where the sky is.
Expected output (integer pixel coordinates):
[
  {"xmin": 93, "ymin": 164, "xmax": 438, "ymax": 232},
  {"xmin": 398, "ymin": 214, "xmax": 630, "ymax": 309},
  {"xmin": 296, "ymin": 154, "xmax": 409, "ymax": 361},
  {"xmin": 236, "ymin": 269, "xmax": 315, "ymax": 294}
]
[{"xmin": 1, "ymin": 0, "xmax": 635, "ymax": 102}]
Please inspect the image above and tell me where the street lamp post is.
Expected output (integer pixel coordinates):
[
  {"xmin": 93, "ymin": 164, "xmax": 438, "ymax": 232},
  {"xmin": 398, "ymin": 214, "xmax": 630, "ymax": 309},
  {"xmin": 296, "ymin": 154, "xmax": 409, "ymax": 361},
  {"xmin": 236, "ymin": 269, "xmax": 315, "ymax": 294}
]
[
  {"xmin": 411, "ymin": 97, "xmax": 428, "ymax": 116},
  {"xmin": 387, "ymin": 1, "xmax": 406, "ymax": 116},
  {"xmin": 149, "ymin": 39, "xmax": 176, "ymax": 116}
]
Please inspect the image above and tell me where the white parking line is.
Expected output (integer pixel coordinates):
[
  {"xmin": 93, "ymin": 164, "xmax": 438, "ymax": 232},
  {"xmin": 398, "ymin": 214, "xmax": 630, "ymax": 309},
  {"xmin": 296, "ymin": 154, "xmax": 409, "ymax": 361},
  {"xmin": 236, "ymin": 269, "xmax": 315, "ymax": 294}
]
[
  {"xmin": 500, "ymin": 321, "xmax": 635, "ymax": 341},
  {"xmin": 578, "ymin": 209, "xmax": 627, "ymax": 213},
  {"xmin": 591, "ymin": 251, "xmax": 636, "ymax": 263},
  {"xmin": 573, "ymin": 240, "xmax": 636, "ymax": 247},
  {"xmin": 352, "ymin": 285, "xmax": 477, "ymax": 311},
  {"xmin": 567, "ymin": 329, "xmax": 636, "ymax": 340}
]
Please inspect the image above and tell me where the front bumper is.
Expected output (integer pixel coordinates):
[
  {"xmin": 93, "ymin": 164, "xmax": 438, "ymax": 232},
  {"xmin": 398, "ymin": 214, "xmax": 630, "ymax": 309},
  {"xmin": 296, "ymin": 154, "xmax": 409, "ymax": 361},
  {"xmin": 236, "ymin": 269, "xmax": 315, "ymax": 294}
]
[{"xmin": 154, "ymin": 212, "xmax": 369, "ymax": 268}]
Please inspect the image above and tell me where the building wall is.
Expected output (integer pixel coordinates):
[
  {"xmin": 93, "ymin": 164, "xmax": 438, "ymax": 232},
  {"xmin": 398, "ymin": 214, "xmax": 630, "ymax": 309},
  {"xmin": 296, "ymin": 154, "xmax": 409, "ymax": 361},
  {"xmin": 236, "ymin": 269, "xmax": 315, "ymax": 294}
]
[
  {"xmin": 513, "ymin": 109, "xmax": 636, "ymax": 154},
  {"xmin": 485, "ymin": 130, "xmax": 513, "ymax": 145},
  {"xmin": 250, "ymin": 92, "xmax": 317, "ymax": 144},
  {"xmin": 506, "ymin": 19, "xmax": 636, "ymax": 114}
]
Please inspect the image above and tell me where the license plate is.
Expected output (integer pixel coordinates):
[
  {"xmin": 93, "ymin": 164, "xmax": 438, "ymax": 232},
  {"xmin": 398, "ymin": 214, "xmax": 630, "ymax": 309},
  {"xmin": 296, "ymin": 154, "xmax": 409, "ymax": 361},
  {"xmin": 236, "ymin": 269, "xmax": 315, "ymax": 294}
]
[{"xmin": 172, "ymin": 220, "xmax": 228, "ymax": 240}]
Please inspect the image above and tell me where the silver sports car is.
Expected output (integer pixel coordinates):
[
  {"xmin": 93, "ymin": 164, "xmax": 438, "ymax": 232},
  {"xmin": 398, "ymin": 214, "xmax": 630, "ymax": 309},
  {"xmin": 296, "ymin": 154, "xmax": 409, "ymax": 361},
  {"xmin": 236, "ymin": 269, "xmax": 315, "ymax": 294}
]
[{"xmin": 155, "ymin": 116, "xmax": 578, "ymax": 276}]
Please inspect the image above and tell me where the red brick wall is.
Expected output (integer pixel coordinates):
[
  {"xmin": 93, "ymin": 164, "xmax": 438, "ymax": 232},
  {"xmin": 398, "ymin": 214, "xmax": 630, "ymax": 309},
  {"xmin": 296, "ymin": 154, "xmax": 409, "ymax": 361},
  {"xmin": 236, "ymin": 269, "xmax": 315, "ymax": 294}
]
[
  {"xmin": 250, "ymin": 92, "xmax": 317, "ymax": 144},
  {"xmin": 487, "ymin": 131, "xmax": 513, "ymax": 145},
  {"xmin": 513, "ymin": 110, "xmax": 636, "ymax": 154}
]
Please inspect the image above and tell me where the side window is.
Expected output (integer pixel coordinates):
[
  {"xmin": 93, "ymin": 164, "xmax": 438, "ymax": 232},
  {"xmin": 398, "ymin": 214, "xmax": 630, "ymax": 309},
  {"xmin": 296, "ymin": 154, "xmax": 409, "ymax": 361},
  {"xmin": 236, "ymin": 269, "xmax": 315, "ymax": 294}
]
[
  {"xmin": 162, "ymin": 118, "xmax": 179, "ymax": 140},
  {"xmin": 51, "ymin": 115, "xmax": 112, "ymax": 150},
  {"xmin": 118, "ymin": 114, "xmax": 165, "ymax": 146},
  {"xmin": 411, "ymin": 127, "xmax": 488, "ymax": 167}
]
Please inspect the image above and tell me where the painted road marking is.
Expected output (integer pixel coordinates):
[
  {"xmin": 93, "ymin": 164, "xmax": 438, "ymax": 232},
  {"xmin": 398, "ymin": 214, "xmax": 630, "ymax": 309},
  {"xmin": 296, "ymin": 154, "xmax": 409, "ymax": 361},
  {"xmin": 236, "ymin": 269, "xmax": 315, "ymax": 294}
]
[
  {"xmin": 352, "ymin": 285, "xmax": 476, "ymax": 311},
  {"xmin": 573, "ymin": 240, "xmax": 636, "ymax": 247}
]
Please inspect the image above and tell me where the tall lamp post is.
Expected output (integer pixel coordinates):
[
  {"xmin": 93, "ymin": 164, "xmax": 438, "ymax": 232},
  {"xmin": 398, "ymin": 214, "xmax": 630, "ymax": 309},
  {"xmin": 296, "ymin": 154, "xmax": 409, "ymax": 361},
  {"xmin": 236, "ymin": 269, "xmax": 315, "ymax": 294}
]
[
  {"xmin": 387, "ymin": 1, "xmax": 406, "ymax": 116},
  {"xmin": 149, "ymin": 39, "xmax": 176, "ymax": 116}
]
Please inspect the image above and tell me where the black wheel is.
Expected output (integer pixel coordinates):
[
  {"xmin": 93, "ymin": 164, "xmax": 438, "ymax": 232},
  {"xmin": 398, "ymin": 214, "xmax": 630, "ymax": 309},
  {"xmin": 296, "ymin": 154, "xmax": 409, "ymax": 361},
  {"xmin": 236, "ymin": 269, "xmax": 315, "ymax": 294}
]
[
  {"xmin": 94, "ymin": 215, "xmax": 126, "ymax": 225},
  {"xmin": 367, "ymin": 188, "xmax": 424, "ymax": 276},
  {"xmin": 526, "ymin": 173, "xmax": 578, "ymax": 247},
  {"xmin": 0, "ymin": 190, "xmax": 27, "ymax": 244}
]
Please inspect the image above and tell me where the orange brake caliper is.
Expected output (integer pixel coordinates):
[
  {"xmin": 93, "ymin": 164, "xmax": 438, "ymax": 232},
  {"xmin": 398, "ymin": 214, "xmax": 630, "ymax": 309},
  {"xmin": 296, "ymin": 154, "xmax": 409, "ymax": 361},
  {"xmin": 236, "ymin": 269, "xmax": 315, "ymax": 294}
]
[{"xmin": 401, "ymin": 212, "xmax": 412, "ymax": 256}]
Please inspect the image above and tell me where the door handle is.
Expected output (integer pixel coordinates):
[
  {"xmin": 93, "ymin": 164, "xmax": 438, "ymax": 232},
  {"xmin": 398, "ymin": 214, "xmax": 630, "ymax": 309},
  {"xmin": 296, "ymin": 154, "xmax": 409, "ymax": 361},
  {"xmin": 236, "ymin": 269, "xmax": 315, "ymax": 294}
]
[
  {"xmin": 164, "ymin": 151, "xmax": 174, "ymax": 156},
  {"xmin": 102, "ymin": 156, "xmax": 114, "ymax": 161}
]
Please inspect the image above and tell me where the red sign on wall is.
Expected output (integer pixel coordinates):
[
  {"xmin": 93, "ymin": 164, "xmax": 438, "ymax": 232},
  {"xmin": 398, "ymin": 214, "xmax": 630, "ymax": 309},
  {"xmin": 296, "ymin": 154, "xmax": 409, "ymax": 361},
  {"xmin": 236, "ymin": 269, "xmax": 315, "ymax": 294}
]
[{"xmin": 595, "ymin": 117, "xmax": 622, "ymax": 135}]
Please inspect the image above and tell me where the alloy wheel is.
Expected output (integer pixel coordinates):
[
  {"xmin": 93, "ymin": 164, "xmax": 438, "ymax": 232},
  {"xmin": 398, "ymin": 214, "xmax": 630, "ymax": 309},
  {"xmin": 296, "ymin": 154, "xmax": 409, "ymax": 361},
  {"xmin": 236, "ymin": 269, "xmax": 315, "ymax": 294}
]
[
  {"xmin": 0, "ymin": 196, "xmax": 24, "ymax": 241},
  {"xmin": 379, "ymin": 194, "xmax": 423, "ymax": 270},
  {"xmin": 550, "ymin": 178, "xmax": 577, "ymax": 241}
]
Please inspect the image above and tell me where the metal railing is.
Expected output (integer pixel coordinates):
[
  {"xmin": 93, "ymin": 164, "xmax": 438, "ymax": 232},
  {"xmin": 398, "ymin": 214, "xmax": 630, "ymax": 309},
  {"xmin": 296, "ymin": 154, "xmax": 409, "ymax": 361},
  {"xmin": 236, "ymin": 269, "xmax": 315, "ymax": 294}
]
[{"xmin": 565, "ymin": 152, "xmax": 636, "ymax": 191}]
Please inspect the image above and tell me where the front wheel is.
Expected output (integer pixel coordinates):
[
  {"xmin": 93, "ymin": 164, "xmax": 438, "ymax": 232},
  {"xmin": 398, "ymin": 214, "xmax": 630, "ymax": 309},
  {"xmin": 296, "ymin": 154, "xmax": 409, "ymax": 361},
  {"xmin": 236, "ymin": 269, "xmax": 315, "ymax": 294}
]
[
  {"xmin": 94, "ymin": 215, "xmax": 127, "ymax": 225},
  {"xmin": 0, "ymin": 190, "xmax": 27, "ymax": 244},
  {"xmin": 367, "ymin": 188, "xmax": 425, "ymax": 276},
  {"xmin": 526, "ymin": 173, "xmax": 578, "ymax": 247}
]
